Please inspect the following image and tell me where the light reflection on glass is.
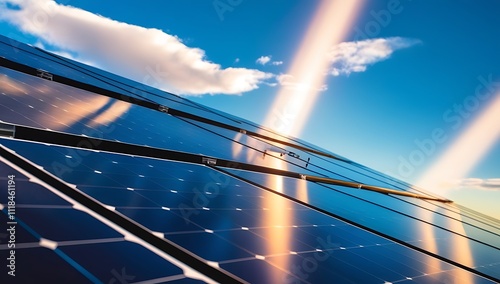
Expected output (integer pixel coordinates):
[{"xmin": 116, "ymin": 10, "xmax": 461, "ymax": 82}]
[
  {"xmin": 446, "ymin": 206, "xmax": 474, "ymax": 283},
  {"xmin": 0, "ymin": 71, "xmax": 131, "ymax": 130},
  {"xmin": 417, "ymin": 203, "xmax": 445, "ymax": 277},
  {"xmin": 231, "ymin": 132, "xmax": 244, "ymax": 158},
  {"xmin": 262, "ymin": 158, "xmax": 293, "ymax": 283},
  {"xmin": 40, "ymin": 95, "xmax": 110, "ymax": 130},
  {"xmin": 0, "ymin": 74, "xmax": 28, "ymax": 95},
  {"xmin": 231, "ymin": 130, "xmax": 299, "ymax": 281},
  {"xmin": 417, "ymin": 202, "xmax": 474, "ymax": 282},
  {"xmin": 296, "ymin": 178, "xmax": 309, "ymax": 205},
  {"xmin": 89, "ymin": 100, "xmax": 130, "ymax": 127}
]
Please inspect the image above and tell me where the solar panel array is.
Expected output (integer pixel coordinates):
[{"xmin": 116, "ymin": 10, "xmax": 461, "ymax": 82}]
[{"xmin": 1, "ymin": 34, "xmax": 499, "ymax": 283}]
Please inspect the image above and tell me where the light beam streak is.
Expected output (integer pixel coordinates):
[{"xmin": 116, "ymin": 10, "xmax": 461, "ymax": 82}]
[
  {"xmin": 417, "ymin": 93, "xmax": 500, "ymax": 193},
  {"xmin": 264, "ymin": 0, "xmax": 365, "ymax": 137}
]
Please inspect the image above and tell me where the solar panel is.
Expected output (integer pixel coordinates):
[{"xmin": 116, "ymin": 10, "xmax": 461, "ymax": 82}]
[
  {"xmin": 0, "ymin": 158, "xmax": 213, "ymax": 283},
  {"xmin": 1, "ymin": 34, "xmax": 499, "ymax": 283}
]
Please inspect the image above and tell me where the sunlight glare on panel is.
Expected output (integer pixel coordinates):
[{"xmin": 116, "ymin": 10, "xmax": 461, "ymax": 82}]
[{"xmin": 89, "ymin": 100, "xmax": 131, "ymax": 127}]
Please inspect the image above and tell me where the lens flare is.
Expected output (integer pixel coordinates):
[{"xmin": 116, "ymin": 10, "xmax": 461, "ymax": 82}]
[
  {"xmin": 417, "ymin": 93, "xmax": 500, "ymax": 193},
  {"xmin": 263, "ymin": 0, "xmax": 365, "ymax": 138}
]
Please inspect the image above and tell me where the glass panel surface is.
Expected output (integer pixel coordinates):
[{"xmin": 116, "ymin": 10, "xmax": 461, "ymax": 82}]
[
  {"xmin": 2, "ymin": 138, "xmax": 497, "ymax": 283},
  {"xmin": 0, "ymin": 158, "xmax": 196, "ymax": 283},
  {"xmin": 223, "ymin": 167, "xmax": 500, "ymax": 280}
]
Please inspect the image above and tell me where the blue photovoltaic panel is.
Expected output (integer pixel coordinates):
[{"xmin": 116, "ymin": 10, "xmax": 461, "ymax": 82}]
[
  {"xmin": 0, "ymin": 159, "xmax": 205, "ymax": 283},
  {"xmin": 1, "ymin": 33, "xmax": 338, "ymax": 157},
  {"xmin": 223, "ymin": 168, "xmax": 500, "ymax": 278},
  {"xmin": 0, "ymin": 34, "xmax": 347, "ymax": 166},
  {"xmin": 0, "ymin": 65, "xmax": 430, "ymax": 200},
  {"xmin": 0, "ymin": 35, "xmax": 254, "ymax": 128},
  {"xmin": 0, "ymin": 67, "xmax": 288, "ymax": 165},
  {"xmin": 1, "ymin": 34, "xmax": 499, "ymax": 283},
  {"xmin": 0, "ymin": 66, "xmax": 360, "ymax": 191},
  {"xmin": 0, "ymin": 138, "xmax": 497, "ymax": 283},
  {"xmin": 0, "ymin": 64, "xmax": 462, "ymax": 225}
]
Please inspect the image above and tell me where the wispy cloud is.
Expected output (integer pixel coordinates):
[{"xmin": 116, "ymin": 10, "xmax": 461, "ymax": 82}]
[
  {"xmin": 256, "ymin": 55, "xmax": 271, "ymax": 65},
  {"xmin": 272, "ymin": 37, "xmax": 419, "ymax": 91},
  {"xmin": 328, "ymin": 37, "xmax": 420, "ymax": 76},
  {"xmin": 276, "ymin": 74, "xmax": 327, "ymax": 92},
  {"xmin": 0, "ymin": 0, "xmax": 272, "ymax": 96},
  {"xmin": 447, "ymin": 178, "xmax": 500, "ymax": 191},
  {"xmin": 256, "ymin": 55, "xmax": 283, "ymax": 66}
]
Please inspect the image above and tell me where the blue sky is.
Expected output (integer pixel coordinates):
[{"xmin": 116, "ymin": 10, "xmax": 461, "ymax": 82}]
[{"xmin": 0, "ymin": 0, "xmax": 499, "ymax": 218}]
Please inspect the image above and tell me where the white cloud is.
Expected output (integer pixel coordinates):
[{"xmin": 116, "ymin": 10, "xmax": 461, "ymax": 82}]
[
  {"xmin": 0, "ymin": 0, "xmax": 272, "ymax": 95},
  {"xmin": 34, "ymin": 40, "xmax": 97, "ymax": 67},
  {"xmin": 448, "ymin": 178, "xmax": 500, "ymax": 191},
  {"xmin": 256, "ymin": 55, "xmax": 283, "ymax": 66},
  {"xmin": 270, "ymin": 37, "xmax": 418, "ymax": 92},
  {"xmin": 256, "ymin": 55, "xmax": 271, "ymax": 65},
  {"xmin": 328, "ymin": 37, "xmax": 420, "ymax": 76}
]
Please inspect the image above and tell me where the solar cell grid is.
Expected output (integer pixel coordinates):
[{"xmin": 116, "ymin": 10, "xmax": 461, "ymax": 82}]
[
  {"xmin": 221, "ymin": 168, "xmax": 500, "ymax": 279},
  {"xmin": 0, "ymin": 37, "xmax": 249, "ymax": 127},
  {"xmin": 2, "ymin": 63, "xmax": 455, "ymax": 208},
  {"xmin": 1, "ymin": 62, "xmax": 436, "ymax": 209},
  {"xmin": 0, "ymin": 159, "xmax": 210, "ymax": 283},
  {"xmin": 1, "ymin": 138, "xmax": 498, "ymax": 283},
  {"xmin": 2, "ymin": 34, "xmax": 342, "ymax": 157}
]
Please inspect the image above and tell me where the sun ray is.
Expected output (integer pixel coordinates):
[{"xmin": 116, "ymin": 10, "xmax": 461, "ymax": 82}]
[
  {"xmin": 417, "ymin": 93, "xmax": 500, "ymax": 193},
  {"xmin": 263, "ymin": 0, "xmax": 366, "ymax": 137}
]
